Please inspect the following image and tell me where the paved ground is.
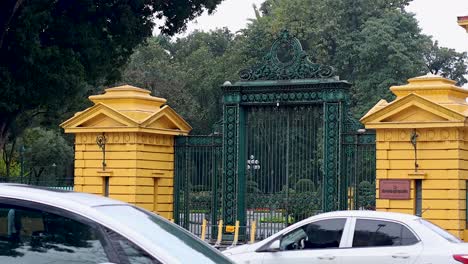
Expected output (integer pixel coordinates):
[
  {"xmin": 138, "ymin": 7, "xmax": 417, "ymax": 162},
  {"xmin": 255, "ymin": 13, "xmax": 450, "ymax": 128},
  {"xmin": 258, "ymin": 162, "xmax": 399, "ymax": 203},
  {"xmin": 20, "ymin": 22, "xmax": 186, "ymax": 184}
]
[{"xmin": 180, "ymin": 210, "xmax": 288, "ymax": 242}]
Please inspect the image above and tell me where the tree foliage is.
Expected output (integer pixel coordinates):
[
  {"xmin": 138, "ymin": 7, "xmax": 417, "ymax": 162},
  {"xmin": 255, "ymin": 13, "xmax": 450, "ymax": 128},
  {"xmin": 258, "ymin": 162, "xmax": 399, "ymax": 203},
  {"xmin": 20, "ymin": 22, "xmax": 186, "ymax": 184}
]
[
  {"xmin": 234, "ymin": 0, "xmax": 430, "ymax": 116},
  {"xmin": 121, "ymin": 0, "xmax": 468, "ymax": 133},
  {"xmin": 122, "ymin": 29, "xmax": 243, "ymax": 133},
  {"xmin": 424, "ymin": 41, "xmax": 468, "ymax": 86},
  {"xmin": 0, "ymin": 0, "xmax": 224, "ymax": 150},
  {"xmin": 21, "ymin": 127, "xmax": 73, "ymax": 184}
]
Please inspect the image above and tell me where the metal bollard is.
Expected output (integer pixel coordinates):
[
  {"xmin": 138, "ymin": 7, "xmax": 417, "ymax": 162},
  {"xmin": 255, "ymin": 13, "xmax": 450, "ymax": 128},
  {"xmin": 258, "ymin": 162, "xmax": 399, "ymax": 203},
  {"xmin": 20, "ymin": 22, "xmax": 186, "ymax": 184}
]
[
  {"xmin": 214, "ymin": 219, "xmax": 223, "ymax": 247},
  {"xmin": 231, "ymin": 220, "xmax": 240, "ymax": 247},
  {"xmin": 200, "ymin": 218, "xmax": 207, "ymax": 241},
  {"xmin": 250, "ymin": 220, "xmax": 257, "ymax": 244}
]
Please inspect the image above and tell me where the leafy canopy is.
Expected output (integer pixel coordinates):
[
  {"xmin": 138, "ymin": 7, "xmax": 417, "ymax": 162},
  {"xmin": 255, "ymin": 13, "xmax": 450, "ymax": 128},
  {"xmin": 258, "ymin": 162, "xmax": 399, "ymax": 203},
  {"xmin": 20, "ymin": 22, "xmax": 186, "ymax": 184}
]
[
  {"xmin": 0, "ymin": 0, "xmax": 224, "ymax": 149},
  {"xmin": 122, "ymin": 0, "xmax": 468, "ymax": 133}
]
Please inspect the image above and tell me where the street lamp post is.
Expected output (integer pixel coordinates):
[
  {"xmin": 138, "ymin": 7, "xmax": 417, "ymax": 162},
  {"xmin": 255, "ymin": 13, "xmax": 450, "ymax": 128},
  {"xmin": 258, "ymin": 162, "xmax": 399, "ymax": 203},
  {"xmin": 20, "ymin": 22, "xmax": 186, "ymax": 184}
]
[{"xmin": 246, "ymin": 154, "xmax": 260, "ymax": 238}]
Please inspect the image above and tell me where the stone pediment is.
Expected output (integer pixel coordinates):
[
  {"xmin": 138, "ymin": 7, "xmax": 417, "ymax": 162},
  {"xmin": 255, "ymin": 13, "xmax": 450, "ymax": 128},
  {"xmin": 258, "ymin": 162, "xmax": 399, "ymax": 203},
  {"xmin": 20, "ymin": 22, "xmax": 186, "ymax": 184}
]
[
  {"xmin": 61, "ymin": 103, "xmax": 139, "ymax": 129},
  {"xmin": 61, "ymin": 85, "xmax": 192, "ymax": 135},
  {"xmin": 61, "ymin": 103, "xmax": 192, "ymax": 134},
  {"xmin": 361, "ymin": 93, "xmax": 467, "ymax": 129},
  {"xmin": 140, "ymin": 105, "xmax": 192, "ymax": 132}
]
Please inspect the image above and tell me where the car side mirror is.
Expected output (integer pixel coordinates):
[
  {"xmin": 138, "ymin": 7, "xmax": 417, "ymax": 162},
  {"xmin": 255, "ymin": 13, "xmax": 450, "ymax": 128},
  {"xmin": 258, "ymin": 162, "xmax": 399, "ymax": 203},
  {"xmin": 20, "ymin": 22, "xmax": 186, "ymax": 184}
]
[{"xmin": 267, "ymin": 240, "xmax": 281, "ymax": 252}]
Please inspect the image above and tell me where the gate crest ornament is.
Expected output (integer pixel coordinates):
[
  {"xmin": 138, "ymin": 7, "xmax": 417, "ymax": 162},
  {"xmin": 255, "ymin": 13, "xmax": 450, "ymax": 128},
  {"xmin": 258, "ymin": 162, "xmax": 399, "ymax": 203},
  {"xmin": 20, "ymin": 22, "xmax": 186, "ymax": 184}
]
[{"xmin": 239, "ymin": 29, "xmax": 336, "ymax": 81}]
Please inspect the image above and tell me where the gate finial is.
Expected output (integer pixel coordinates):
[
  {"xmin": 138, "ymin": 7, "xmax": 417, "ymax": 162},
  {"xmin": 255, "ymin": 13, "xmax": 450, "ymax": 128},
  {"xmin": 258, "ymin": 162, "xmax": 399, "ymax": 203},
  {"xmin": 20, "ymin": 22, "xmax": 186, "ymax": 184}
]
[{"xmin": 238, "ymin": 29, "xmax": 336, "ymax": 81}]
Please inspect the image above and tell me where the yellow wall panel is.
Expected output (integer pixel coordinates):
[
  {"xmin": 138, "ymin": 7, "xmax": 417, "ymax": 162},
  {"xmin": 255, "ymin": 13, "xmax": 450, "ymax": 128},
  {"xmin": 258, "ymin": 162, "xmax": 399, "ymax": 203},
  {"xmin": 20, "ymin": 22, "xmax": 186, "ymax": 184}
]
[
  {"xmin": 386, "ymin": 208, "xmax": 414, "ymax": 215},
  {"xmin": 388, "ymin": 200, "xmax": 414, "ymax": 209},
  {"xmin": 422, "ymin": 200, "xmax": 464, "ymax": 210},
  {"xmin": 428, "ymin": 219, "xmax": 465, "ymax": 230},
  {"xmin": 84, "ymin": 159, "xmax": 138, "ymax": 169},
  {"xmin": 135, "ymin": 203, "xmax": 153, "ymax": 211},
  {"xmin": 158, "ymin": 194, "xmax": 173, "ymax": 203},
  {"xmin": 82, "ymin": 185, "xmax": 103, "ymax": 194},
  {"xmin": 157, "ymin": 203, "xmax": 173, "ymax": 212},
  {"xmin": 387, "ymin": 141, "xmax": 459, "ymax": 150},
  {"xmin": 158, "ymin": 179, "xmax": 174, "ymax": 187},
  {"xmin": 81, "ymin": 168, "xmax": 137, "ymax": 177},
  {"xmin": 135, "ymin": 177, "xmax": 156, "ymax": 186},
  {"xmin": 134, "ymin": 169, "xmax": 173, "ymax": 178},
  {"xmin": 423, "ymin": 180, "xmax": 464, "ymax": 189},
  {"xmin": 385, "ymin": 169, "xmax": 460, "ymax": 179},
  {"xmin": 74, "ymin": 177, "xmax": 84, "ymax": 185},
  {"xmin": 110, "ymin": 177, "xmax": 134, "ymax": 185},
  {"xmin": 84, "ymin": 177, "xmax": 104, "ymax": 185},
  {"xmin": 158, "ymin": 188, "xmax": 173, "ymax": 195},
  {"xmin": 386, "ymin": 149, "xmax": 459, "ymax": 160},
  {"xmin": 422, "ymin": 209, "xmax": 464, "ymax": 220},
  {"xmin": 135, "ymin": 145, "xmax": 174, "ymax": 153},
  {"xmin": 82, "ymin": 151, "xmax": 138, "ymax": 160},
  {"xmin": 135, "ymin": 160, "xmax": 173, "ymax": 170},
  {"xmin": 109, "ymin": 194, "xmax": 137, "ymax": 203},
  {"xmin": 109, "ymin": 186, "xmax": 136, "ymax": 195},
  {"xmin": 135, "ymin": 186, "xmax": 153, "ymax": 194},
  {"xmin": 388, "ymin": 160, "xmax": 459, "ymax": 170},
  {"xmin": 423, "ymin": 190, "xmax": 464, "ymax": 199},
  {"xmin": 136, "ymin": 152, "xmax": 174, "ymax": 162}
]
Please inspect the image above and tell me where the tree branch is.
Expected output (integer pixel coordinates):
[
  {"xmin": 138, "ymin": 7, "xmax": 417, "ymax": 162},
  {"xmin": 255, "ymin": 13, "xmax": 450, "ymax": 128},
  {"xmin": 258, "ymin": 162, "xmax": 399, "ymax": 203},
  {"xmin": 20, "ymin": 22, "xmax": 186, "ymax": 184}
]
[{"xmin": 0, "ymin": 0, "xmax": 24, "ymax": 49}]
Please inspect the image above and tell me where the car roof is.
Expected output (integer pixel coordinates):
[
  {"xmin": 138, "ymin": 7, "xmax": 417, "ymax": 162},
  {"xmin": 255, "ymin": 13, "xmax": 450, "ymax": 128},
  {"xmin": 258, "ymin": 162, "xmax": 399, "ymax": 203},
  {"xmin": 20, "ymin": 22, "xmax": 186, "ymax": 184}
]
[
  {"xmin": 0, "ymin": 183, "xmax": 125, "ymax": 209},
  {"xmin": 315, "ymin": 210, "xmax": 421, "ymax": 221}
]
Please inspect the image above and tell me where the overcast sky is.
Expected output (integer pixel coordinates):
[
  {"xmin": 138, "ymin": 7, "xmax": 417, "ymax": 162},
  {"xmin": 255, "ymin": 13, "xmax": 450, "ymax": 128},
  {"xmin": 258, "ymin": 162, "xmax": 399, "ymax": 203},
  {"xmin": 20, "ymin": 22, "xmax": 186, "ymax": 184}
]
[{"xmin": 181, "ymin": 0, "xmax": 468, "ymax": 54}]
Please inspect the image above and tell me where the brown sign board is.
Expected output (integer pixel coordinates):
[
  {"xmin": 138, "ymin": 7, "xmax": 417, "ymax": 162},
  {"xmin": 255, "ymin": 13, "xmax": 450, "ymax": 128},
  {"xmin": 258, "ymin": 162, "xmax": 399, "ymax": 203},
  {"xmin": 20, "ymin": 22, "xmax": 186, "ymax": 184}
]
[{"xmin": 379, "ymin": 180, "xmax": 411, "ymax": 200}]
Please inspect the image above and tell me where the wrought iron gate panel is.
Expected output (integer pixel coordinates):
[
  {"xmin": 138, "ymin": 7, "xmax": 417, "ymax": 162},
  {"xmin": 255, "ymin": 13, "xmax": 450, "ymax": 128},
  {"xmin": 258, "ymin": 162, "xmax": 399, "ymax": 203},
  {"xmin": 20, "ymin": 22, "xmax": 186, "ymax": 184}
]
[
  {"xmin": 341, "ymin": 131, "xmax": 376, "ymax": 210},
  {"xmin": 174, "ymin": 135, "xmax": 222, "ymax": 239},
  {"xmin": 245, "ymin": 105, "xmax": 324, "ymax": 239}
]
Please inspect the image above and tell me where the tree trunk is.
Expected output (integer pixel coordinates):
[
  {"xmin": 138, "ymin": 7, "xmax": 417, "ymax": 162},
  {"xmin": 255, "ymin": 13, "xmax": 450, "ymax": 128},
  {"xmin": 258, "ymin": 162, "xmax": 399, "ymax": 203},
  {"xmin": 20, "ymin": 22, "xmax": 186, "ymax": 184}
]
[
  {"xmin": 2, "ymin": 137, "xmax": 16, "ymax": 180},
  {"xmin": 0, "ymin": 112, "xmax": 17, "ymax": 152},
  {"xmin": 0, "ymin": 121, "xmax": 8, "ymax": 158}
]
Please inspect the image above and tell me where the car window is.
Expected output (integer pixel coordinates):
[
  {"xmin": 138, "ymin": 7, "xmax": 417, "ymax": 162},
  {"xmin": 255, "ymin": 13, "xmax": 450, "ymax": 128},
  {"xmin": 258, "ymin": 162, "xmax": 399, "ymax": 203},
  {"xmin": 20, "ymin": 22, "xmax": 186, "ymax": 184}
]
[
  {"xmin": 97, "ymin": 205, "xmax": 232, "ymax": 264},
  {"xmin": 0, "ymin": 204, "xmax": 109, "ymax": 263},
  {"xmin": 105, "ymin": 228, "xmax": 162, "ymax": 264},
  {"xmin": 280, "ymin": 219, "xmax": 346, "ymax": 251},
  {"xmin": 352, "ymin": 219, "xmax": 419, "ymax": 248}
]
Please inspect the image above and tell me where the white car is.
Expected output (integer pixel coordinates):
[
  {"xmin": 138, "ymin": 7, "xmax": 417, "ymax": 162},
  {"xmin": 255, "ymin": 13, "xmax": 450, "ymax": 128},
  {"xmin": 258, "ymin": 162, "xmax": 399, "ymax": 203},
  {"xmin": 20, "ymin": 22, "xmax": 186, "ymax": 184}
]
[
  {"xmin": 224, "ymin": 210, "xmax": 468, "ymax": 264},
  {"xmin": 0, "ymin": 183, "xmax": 233, "ymax": 264}
]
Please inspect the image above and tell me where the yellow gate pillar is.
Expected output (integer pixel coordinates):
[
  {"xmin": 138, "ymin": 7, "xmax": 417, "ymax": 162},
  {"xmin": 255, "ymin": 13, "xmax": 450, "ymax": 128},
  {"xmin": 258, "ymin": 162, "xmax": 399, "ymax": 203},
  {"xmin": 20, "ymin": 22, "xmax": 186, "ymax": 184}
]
[
  {"xmin": 361, "ymin": 74, "xmax": 468, "ymax": 239},
  {"xmin": 61, "ymin": 85, "xmax": 191, "ymax": 219}
]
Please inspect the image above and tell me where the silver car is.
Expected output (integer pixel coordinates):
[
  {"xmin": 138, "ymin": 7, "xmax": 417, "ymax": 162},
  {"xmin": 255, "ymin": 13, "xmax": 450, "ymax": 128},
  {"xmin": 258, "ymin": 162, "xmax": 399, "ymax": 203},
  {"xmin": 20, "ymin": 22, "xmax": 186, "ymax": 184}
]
[{"xmin": 0, "ymin": 183, "xmax": 233, "ymax": 264}]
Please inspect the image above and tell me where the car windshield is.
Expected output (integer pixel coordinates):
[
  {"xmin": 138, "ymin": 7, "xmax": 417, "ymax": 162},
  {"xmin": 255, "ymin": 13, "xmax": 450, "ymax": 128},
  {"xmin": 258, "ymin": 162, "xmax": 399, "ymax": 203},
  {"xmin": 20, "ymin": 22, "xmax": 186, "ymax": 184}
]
[
  {"xmin": 419, "ymin": 219, "xmax": 462, "ymax": 243},
  {"xmin": 97, "ymin": 205, "xmax": 231, "ymax": 264}
]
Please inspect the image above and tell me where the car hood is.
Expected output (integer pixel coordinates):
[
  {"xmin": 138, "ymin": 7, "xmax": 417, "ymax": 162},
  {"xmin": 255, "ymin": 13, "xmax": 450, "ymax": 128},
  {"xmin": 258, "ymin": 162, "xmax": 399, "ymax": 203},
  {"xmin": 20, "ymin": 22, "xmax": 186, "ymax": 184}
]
[{"xmin": 223, "ymin": 244, "xmax": 256, "ymax": 256}]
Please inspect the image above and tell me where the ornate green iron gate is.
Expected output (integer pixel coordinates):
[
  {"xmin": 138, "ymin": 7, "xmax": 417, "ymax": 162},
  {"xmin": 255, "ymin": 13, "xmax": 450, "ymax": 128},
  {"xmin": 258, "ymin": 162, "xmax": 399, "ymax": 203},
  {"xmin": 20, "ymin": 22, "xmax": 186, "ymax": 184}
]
[
  {"xmin": 173, "ymin": 30, "xmax": 376, "ymax": 241},
  {"xmin": 245, "ymin": 105, "xmax": 324, "ymax": 239},
  {"xmin": 341, "ymin": 125, "xmax": 376, "ymax": 210},
  {"xmin": 173, "ymin": 135, "xmax": 222, "ymax": 238}
]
